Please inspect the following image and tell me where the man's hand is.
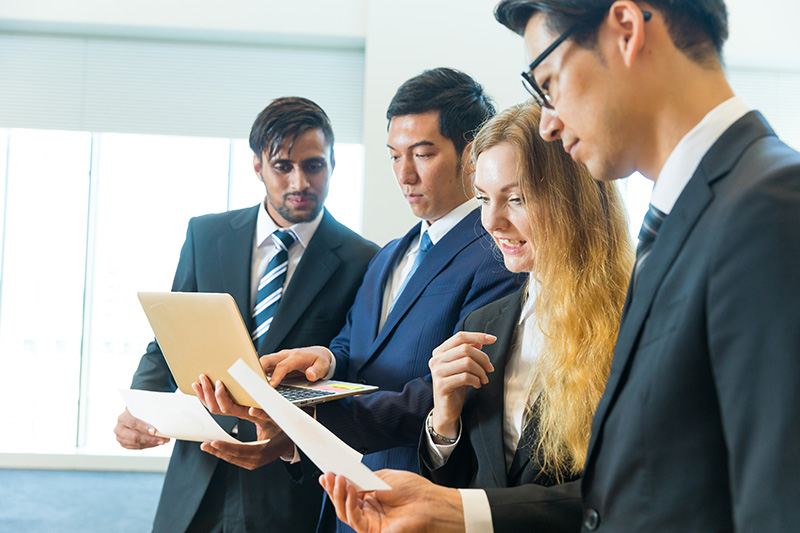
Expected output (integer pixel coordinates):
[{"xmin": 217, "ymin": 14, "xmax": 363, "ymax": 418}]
[
  {"xmin": 114, "ymin": 409, "xmax": 169, "ymax": 449},
  {"xmin": 200, "ymin": 431, "xmax": 295, "ymax": 470},
  {"xmin": 319, "ymin": 470, "xmax": 466, "ymax": 533},
  {"xmin": 429, "ymin": 332, "xmax": 496, "ymax": 439},
  {"xmin": 260, "ymin": 346, "xmax": 334, "ymax": 387},
  {"xmin": 192, "ymin": 373, "xmax": 271, "ymax": 426}
]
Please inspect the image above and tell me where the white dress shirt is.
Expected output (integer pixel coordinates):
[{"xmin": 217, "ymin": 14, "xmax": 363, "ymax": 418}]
[
  {"xmin": 238, "ymin": 203, "xmax": 322, "ymax": 441},
  {"xmin": 651, "ymin": 96, "xmax": 751, "ymax": 214},
  {"xmin": 250, "ymin": 203, "xmax": 323, "ymax": 304},
  {"xmin": 425, "ymin": 276, "xmax": 543, "ymax": 533},
  {"xmin": 378, "ymin": 199, "xmax": 478, "ymax": 329}
]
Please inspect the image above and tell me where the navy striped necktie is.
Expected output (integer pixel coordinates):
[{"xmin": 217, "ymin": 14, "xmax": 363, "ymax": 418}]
[
  {"xmin": 634, "ymin": 204, "xmax": 666, "ymax": 287},
  {"xmin": 252, "ymin": 229, "xmax": 297, "ymax": 346}
]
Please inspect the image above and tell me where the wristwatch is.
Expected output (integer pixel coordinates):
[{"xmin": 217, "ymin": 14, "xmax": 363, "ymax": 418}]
[{"xmin": 426, "ymin": 409, "xmax": 459, "ymax": 445}]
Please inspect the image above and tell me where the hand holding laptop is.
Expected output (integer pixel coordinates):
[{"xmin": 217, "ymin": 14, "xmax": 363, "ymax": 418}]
[{"xmin": 192, "ymin": 373, "xmax": 296, "ymax": 466}]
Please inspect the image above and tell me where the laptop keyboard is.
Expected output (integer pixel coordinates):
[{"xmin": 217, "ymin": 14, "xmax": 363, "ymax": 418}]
[{"xmin": 275, "ymin": 384, "xmax": 335, "ymax": 403}]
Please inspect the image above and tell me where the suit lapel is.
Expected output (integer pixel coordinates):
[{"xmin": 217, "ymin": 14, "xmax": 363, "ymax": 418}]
[
  {"xmin": 218, "ymin": 205, "xmax": 259, "ymax": 331},
  {"xmin": 368, "ymin": 226, "xmax": 420, "ymax": 344},
  {"xmin": 586, "ymin": 111, "xmax": 773, "ymax": 465},
  {"xmin": 364, "ymin": 210, "xmax": 483, "ymax": 366},
  {"xmin": 473, "ymin": 288, "xmax": 525, "ymax": 488},
  {"xmin": 507, "ymin": 419, "xmax": 536, "ymax": 485},
  {"xmin": 259, "ymin": 210, "xmax": 343, "ymax": 355}
]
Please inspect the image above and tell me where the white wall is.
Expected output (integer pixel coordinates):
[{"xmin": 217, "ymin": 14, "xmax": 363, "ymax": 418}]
[
  {"xmin": 2, "ymin": 0, "xmax": 798, "ymax": 245},
  {"xmin": 360, "ymin": 0, "xmax": 523, "ymax": 244}
]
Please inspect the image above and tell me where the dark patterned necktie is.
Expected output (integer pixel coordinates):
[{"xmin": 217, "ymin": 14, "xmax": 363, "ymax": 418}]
[
  {"xmin": 252, "ymin": 229, "xmax": 297, "ymax": 346},
  {"xmin": 634, "ymin": 204, "xmax": 667, "ymax": 287}
]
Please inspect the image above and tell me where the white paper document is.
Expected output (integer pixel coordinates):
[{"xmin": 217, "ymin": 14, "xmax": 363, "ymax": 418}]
[
  {"xmin": 119, "ymin": 388, "xmax": 268, "ymax": 445},
  {"xmin": 228, "ymin": 359, "xmax": 391, "ymax": 491}
]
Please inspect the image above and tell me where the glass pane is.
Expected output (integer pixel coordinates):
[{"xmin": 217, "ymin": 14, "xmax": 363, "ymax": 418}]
[
  {"xmin": 81, "ymin": 132, "xmax": 229, "ymax": 455},
  {"xmin": 326, "ymin": 143, "xmax": 363, "ymax": 233},
  {"xmin": 0, "ymin": 129, "xmax": 7, "ymax": 278},
  {"xmin": 620, "ymin": 172, "xmax": 654, "ymax": 239},
  {"xmin": 228, "ymin": 139, "xmax": 266, "ymax": 211},
  {"xmin": 0, "ymin": 129, "xmax": 92, "ymax": 453},
  {"xmin": 228, "ymin": 140, "xmax": 363, "ymax": 233}
]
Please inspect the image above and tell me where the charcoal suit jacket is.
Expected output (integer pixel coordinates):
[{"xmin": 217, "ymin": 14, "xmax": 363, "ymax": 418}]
[{"xmin": 131, "ymin": 205, "xmax": 378, "ymax": 533}]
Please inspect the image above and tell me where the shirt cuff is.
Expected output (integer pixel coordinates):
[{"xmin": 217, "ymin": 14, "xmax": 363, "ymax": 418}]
[
  {"xmin": 424, "ymin": 410, "xmax": 461, "ymax": 469},
  {"xmin": 323, "ymin": 349, "xmax": 336, "ymax": 380},
  {"xmin": 458, "ymin": 489, "xmax": 494, "ymax": 533},
  {"xmin": 280, "ymin": 444, "xmax": 301, "ymax": 464}
]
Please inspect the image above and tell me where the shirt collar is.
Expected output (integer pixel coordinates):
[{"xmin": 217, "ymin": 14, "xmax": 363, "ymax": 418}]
[
  {"xmin": 255, "ymin": 201, "xmax": 324, "ymax": 250},
  {"xmin": 651, "ymin": 96, "xmax": 751, "ymax": 214},
  {"xmin": 519, "ymin": 274, "xmax": 539, "ymax": 325},
  {"xmin": 418, "ymin": 198, "xmax": 478, "ymax": 247}
]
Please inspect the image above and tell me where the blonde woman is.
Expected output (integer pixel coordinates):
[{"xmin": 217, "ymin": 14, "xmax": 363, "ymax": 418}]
[{"xmin": 320, "ymin": 101, "xmax": 634, "ymax": 532}]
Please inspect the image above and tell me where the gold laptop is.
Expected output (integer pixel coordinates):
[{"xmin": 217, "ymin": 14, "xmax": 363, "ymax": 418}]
[{"xmin": 137, "ymin": 291, "xmax": 377, "ymax": 408}]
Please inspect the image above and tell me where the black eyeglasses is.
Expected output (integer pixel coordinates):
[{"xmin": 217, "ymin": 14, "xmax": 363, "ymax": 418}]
[{"xmin": 521, "ymin": 10, "xmax": 652, "ymax": 109}]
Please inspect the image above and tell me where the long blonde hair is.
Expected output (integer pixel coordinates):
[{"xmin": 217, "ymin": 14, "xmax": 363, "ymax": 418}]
[{"xmin": 472, "ymin": 102, "xmax": 634, "ymax": 481}]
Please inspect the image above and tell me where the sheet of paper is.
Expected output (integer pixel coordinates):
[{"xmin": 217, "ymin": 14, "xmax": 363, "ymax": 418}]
[
  {"xmin": 119, "ymin": 388, "xmax": 267, "ymax": 445},
  {"xmin": 228, "ymin": 359, "xmax": 391, "ymax": 491}
]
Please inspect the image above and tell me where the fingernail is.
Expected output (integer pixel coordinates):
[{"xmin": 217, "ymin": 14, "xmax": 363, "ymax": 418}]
[
  {"xmin": 308, "ymin": 369, "xmax": 317, "ymax": 379},
  {"xmin": 147, "ymin": 427, "xmax": 155, "ymax": 435},
  {"xmin": 216, "ymin": 380, "xmax": 222, "ymax": 389}
]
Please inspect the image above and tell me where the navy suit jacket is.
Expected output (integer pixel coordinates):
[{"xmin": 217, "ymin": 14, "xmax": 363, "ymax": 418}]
[
  {"xmin": 419, "ymin": 288, "xmax": 582, "ymax": 533},
  {"xmin": 580, "ymin": 112, "xmax": 800, "ymax": 531},
  {"xmin": 131, "ymin": 206, "xmax": 378, "ymax": 533},
  {"xmin": 315, "ymin": 208, "xmax": 525, "ymax": 530}
]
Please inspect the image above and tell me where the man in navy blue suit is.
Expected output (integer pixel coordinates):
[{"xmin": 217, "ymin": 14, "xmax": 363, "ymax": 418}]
[
  {"xmin": 201, "ymin": 68, "xmax": 524, "ymax": 531},
  {"xmin": 114, "ymin": 97, "xmax": 378, "ymax": 533}
]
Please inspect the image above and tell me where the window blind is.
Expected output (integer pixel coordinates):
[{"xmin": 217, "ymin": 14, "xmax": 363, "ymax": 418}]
[{"xmin": 0, "ymin": 32, "xmax": 365, "ymax": 143}]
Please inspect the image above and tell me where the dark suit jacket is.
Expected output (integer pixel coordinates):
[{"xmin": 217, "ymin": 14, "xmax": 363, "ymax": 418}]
[
  {"xmin": 130, "ymin": 205, "xmax": 378, "ymax": 533},
  {"xmin": 315, "ymin": 208, "xmax": 525, "ymax": 531},
  {"xmin": 419, "ymin": 288, "xmax": 582, "ymax": 533},
  {"xmin": 580, "ymin": 112, "xmax": 800, "ymax": 531}
]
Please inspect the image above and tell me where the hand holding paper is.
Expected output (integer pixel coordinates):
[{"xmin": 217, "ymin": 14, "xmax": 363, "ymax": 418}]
[
  {"xmin": 227, "ymin": 359, "xmax": 391, "ymax": 492},
  {"xmin": 119, "ymin": 388, "xmax": 267, "ymax": 445}
]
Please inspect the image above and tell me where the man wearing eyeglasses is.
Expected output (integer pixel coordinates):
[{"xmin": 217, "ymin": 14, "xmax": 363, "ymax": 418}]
[{"xmin": 317, "ymin": 1, "xmax": 800, "ymax": 532}]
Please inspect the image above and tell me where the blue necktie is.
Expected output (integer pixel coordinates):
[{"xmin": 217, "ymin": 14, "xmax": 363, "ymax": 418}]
[
  {"xmin": 390, "ymin": 230, "xmax": 433, "ymax": 311},
  {"xmin": 252, "ymin": 229, "xmax": 297, "ymax": 346},
  {"xmin": 634, "ymin": 204, "xmax": 666, "ymax": 287}
]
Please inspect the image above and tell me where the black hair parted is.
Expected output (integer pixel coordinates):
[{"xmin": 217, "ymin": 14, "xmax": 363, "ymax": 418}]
[
  {"xmin": 249, "ymin": 96, "xmax": 335, "ymax": 163},
  {"xmin": 386, "ymin": 67, "xmax": 496, "ymax": 156},
  {"xmin": 494, "ymin": 0, "xmax": 729, "ymax": 63}
]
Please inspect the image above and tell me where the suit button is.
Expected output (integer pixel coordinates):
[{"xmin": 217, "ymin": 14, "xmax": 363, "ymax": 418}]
[{"xmin": 583, "ymin": 508, "xmax": 600, "ymax": 530}]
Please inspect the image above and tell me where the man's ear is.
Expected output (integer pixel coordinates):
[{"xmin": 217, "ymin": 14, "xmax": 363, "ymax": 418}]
[
  {"xmin": 607, "ymin": 0, "xmax": 648, "ymax": 68},
  {"xmin": 460, "ymin": 141, "xmax": 476, "ymax": 177},
  {"xmin": 253, "ymin": 153, "xmax": 264, "ymax": 182}
]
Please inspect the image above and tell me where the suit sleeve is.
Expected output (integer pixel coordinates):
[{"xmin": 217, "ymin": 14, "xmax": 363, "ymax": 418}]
[
  {"xmin": 319, "ymin": 255, "xmax": 524, "ymax": 453},
  {"xmin": 484, "ymin": 481, "xmax": 582, "ymax": 532},
  {"xmin": 130, "ymin": 220, "xmax": 199, "ymax": 392},
  {"xmin": 707, "ymin": 163, "xmax": 800, "ymax": 530}
]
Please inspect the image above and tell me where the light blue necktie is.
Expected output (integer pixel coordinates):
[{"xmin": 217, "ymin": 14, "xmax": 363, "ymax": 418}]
[
  {"xmin": 252, "ymin": 229, "xmax": 297, "ymax": 346},
  {"xmin": 634, "ymin": 204, "xmax": 666, "ymax": 287},
  {"xmin": 390, "ymin": 230, "xmax": 433, "ymax": 311}
]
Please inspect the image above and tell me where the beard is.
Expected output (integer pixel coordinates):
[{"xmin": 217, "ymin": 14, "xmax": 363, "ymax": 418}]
[{"xmin": 269, "ymin": 191, "xmax": 321, "ymax": 224}]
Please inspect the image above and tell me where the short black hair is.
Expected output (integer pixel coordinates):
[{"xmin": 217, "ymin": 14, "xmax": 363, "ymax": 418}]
[
  {"xmin": 494, "ymin": 0, "xmax": 728, "ymax": 64},
  {"xmin": 249, "ymin": 96, "xmax": 335, "ymax": 163},
  {"xmin": 386, "ymin": 67, "xmax": 496, "ymax": 156}
]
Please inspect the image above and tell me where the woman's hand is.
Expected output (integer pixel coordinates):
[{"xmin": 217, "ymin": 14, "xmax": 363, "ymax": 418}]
[{"xmin": 429, "ymin": 332, "xmax": 496, "ymax": 440}]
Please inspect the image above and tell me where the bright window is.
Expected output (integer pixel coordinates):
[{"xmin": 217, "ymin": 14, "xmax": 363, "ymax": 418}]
[{"xmin": 0, "ymin": 128, "xmax": 363, "ymax": 456}]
